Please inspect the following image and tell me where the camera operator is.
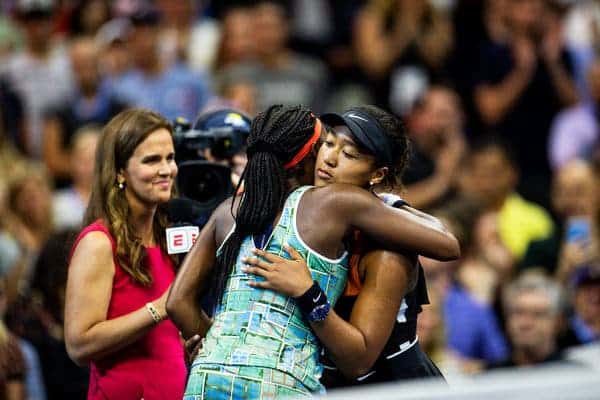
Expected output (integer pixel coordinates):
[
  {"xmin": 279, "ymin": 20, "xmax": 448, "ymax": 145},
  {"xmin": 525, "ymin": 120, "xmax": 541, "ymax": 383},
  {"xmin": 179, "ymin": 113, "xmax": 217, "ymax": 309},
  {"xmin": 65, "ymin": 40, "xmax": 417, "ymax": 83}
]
[
  {"xmin": 196, "ymin": 132, "xmax": 247, "ymax": 188},
  {"xmin": 169, "ymin": 108, "xmax": 251, "ymax": 230},
  {"xmin": 165, "ymin": 108, "xmax": 251, "ymax": 319}
]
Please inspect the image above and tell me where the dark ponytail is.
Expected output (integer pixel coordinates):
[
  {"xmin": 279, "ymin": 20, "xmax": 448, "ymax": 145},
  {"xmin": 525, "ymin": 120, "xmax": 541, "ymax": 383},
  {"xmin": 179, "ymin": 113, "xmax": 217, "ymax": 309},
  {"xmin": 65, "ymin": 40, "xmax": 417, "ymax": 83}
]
[{"xmin": 209, "ymin": 105, "xmax": 317, "ymax": 305}]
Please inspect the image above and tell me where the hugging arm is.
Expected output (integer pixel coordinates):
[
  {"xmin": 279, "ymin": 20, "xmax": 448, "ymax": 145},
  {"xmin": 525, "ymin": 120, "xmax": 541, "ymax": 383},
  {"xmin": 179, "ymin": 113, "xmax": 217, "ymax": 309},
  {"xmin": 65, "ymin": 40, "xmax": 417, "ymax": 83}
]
[
  {"xmin": 327, "ymin": 184, "xmax": 460, "ymax": 260},
  {"xmin": 314, "ymin": 250, "xmax": 413, "ymax": 377},
  {"xmin": 401, "ymin": 205, "xmax": 448, "ymax": 232},
  {"xmin": 166, "ymin": 214, "xmax": 216, "ymax": 340},
  {"xmin": 244, "ymin": 246, "xmax": 413, "ymax": 378}
]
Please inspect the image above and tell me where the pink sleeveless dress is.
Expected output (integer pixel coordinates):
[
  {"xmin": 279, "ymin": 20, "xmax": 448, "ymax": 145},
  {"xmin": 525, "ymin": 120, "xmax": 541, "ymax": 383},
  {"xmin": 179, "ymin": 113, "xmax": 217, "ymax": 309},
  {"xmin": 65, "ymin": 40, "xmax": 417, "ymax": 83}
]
[{"xmin": 71, "ymin": 220, "xmax": 186, "ymax": 400}]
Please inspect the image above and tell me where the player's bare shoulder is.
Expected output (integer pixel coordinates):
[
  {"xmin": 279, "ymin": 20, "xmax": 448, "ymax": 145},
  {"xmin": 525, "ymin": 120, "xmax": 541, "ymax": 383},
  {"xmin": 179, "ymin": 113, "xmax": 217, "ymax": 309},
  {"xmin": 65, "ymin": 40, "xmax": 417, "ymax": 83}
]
[{"xmin": 311, "ymin": 183, "xmax": 375, "ymax": 214}]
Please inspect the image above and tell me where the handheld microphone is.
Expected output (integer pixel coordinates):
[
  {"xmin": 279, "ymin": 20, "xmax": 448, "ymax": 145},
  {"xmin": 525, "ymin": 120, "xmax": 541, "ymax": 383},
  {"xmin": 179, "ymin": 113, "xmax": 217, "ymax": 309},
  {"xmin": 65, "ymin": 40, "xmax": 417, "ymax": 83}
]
[
  {"xmin": 167, "ymin": 197, "xmax": 208, "ymax": 226},
  {"xmin": 165, "ymin": 197, "xmax": 207, "ymax": 254}
]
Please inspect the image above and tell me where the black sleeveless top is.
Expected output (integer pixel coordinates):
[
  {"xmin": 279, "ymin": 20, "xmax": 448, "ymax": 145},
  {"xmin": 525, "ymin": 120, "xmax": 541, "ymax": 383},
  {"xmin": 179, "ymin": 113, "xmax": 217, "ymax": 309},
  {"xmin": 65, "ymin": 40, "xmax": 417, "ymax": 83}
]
[{"xmin": 320, "ymin": 262, "xmax": 430, "ymax": 387}]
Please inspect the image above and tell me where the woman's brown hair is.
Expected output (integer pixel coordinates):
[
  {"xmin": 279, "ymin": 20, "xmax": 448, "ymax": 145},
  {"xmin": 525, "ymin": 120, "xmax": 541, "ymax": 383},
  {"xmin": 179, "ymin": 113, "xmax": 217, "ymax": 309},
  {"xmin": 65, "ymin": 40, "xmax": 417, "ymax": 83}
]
[{"xmin": 84, "ymin": 108, "xmax": 176, "ymax": 285}]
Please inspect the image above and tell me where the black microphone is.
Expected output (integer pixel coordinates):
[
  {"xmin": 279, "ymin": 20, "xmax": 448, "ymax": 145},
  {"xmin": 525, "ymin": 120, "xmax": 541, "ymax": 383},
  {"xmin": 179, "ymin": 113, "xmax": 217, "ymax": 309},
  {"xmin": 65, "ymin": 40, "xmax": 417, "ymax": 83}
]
[
  {"xmin": 165, "ymin": 197, "xmax": 207, "ymax": 254},
  {"xmin": 167, "ymin": 197, "xmax": 209, "ymax": 228}
]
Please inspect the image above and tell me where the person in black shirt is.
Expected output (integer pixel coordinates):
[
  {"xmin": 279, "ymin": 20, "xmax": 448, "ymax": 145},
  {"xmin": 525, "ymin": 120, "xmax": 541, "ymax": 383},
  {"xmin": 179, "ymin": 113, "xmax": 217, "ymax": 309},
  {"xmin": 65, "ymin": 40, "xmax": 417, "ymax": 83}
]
[
  {"xmin": 473, "ymin": 0, "xmax": 578, "ymax": 208},
  {"xmin": 402, "ymin": 85, "xmax": 466, "ymax": 210},
  {"xmin": 0, "ymin": 77, "xmax": 25, "ymax": 153}
]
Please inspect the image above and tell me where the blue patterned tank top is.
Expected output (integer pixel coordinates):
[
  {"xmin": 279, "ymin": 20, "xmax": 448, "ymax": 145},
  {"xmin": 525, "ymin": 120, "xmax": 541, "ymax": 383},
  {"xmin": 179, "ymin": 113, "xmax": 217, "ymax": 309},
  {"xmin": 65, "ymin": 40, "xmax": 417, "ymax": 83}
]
[{"xmin": 193, "ymin": 186, "xmax": 349, "ymax": 392}]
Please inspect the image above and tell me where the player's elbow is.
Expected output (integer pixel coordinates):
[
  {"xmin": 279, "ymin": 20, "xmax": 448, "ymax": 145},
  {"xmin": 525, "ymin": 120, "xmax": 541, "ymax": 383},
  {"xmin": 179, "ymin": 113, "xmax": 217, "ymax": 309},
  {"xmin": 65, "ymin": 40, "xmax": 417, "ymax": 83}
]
[
  {"xmin": 165, "ymin": 289, "xmax": 190, "ymax": 332},
  {"xmin": 338, "ymin": 351, "xmax": 378, "ymax": 380},
  {"xmin": 441, "ymin": 233, "xmax": 461, "ymax": 261},
  {"xmin": 165, "ymin": 292, "xmax": 181, "ymax": 323},
  {"xmin": 342, "ymin": 360, "xmax": 377, "ymax": 380}
]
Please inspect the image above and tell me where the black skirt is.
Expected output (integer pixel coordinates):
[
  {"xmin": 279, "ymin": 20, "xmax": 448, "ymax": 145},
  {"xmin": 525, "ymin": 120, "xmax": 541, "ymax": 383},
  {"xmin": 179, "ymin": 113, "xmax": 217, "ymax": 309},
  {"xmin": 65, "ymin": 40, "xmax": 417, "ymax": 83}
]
[{"xmin": 322, "ymin": 341, "xmax": 445, "ymax": 388}]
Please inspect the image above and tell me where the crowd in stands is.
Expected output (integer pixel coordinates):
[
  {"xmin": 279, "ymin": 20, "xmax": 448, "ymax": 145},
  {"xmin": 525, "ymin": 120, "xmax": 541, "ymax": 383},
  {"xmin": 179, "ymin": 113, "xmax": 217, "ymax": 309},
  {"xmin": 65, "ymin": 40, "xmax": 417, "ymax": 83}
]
[{"xmin": 0, "ymin": 0, "xmax": 599, "ymax": 398}]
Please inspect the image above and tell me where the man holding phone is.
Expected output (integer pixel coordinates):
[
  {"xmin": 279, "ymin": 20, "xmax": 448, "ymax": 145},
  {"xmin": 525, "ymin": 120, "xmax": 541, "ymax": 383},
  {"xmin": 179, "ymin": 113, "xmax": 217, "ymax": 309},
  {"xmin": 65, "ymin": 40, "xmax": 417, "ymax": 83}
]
[
  {"xmin": 521, "ymin": 160, "xmax": 598, "ymax": 277},
  {"xmin": 554, "ymin": 162, "xmax": 599, "ymax": 284}
]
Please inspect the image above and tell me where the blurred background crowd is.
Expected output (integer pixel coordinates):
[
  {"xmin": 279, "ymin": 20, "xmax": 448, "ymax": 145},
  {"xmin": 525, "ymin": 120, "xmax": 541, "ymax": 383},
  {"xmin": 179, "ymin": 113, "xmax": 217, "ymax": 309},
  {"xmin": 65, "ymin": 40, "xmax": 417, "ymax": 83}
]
[{"xmin": 0, "ymin": 0, "xmax": 599, "ymax": 398}]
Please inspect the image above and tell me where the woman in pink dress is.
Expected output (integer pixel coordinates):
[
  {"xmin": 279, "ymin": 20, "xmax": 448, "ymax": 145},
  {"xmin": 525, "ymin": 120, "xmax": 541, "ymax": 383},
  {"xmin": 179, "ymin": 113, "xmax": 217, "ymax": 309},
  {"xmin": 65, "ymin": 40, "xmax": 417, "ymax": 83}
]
[{"xmin": 64, "ymin": 109, "xmax": 186, "ymax": 400}]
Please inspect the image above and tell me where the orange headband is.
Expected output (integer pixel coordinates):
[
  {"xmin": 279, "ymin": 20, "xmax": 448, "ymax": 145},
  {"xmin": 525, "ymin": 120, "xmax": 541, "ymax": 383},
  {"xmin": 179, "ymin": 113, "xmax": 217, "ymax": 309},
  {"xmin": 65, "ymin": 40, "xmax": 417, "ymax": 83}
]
[{"xmin": 283, "ymin": 118, "xmax": 322, "ymax": 170}]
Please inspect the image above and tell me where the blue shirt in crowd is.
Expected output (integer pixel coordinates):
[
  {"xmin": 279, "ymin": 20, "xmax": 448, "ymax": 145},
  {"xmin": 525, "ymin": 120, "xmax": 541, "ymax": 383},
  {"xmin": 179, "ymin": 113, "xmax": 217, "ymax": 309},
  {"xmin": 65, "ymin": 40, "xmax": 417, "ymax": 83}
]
[
  {"xmin": 571, "ymin": 315, "xmax": 598, "ymax": 344},
  {"xmin": 444, "ymin": 284, "xmax": 509, "ymax": 364},
  {"xmin": 110, "ymin": 63, "xmax": 212, "ymax": 121}
]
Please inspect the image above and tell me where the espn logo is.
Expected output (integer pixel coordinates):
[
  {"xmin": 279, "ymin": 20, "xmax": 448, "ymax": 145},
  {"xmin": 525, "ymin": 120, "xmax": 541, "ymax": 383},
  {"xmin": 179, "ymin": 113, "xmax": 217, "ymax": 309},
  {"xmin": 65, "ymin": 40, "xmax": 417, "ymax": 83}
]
[{"xmin": 166, "ymin": 226, "xmax": 199, "ymax": 254}]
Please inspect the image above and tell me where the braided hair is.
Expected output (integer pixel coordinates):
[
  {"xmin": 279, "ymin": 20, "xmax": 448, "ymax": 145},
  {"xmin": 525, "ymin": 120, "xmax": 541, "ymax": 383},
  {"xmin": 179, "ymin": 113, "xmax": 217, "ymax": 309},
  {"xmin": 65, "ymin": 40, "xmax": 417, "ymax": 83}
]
[{"xmin": 210, "ymin": 105, "xmax": 317, "ymax": 304}]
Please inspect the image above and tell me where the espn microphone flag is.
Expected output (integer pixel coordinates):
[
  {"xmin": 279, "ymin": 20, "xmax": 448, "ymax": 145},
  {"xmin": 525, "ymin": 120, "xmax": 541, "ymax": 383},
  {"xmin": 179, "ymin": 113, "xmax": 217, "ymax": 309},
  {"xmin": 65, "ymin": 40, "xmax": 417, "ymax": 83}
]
[{"xmin": 166, "ymin": 226, "xmax": 199, "ymax": 254}]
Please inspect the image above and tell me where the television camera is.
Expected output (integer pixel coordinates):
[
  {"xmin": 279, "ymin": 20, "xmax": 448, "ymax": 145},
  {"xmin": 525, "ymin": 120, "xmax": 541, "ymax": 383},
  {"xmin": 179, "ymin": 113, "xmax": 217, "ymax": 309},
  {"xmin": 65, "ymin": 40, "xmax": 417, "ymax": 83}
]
[{"xmin": 170, "ymin": 109, "xmax": 252, "ymax": 228}]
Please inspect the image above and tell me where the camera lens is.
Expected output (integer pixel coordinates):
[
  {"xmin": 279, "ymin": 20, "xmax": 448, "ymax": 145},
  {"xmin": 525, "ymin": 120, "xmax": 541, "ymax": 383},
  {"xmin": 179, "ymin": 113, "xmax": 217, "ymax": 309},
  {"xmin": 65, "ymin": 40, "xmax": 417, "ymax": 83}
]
[{"xmin": 176, "ymin": 161, "xmax": 234, "ymax": 213}]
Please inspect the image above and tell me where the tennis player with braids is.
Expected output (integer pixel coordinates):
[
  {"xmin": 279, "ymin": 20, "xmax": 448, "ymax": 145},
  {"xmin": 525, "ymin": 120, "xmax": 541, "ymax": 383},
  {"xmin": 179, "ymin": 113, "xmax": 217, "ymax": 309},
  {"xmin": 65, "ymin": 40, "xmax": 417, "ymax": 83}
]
[
  {"xmin": 244, "ymin": 105, "xmax": 444, "ymax": 386},
  {"xmin": 167, "ymin": 105, "xmax": 459, "ymax": 398}
]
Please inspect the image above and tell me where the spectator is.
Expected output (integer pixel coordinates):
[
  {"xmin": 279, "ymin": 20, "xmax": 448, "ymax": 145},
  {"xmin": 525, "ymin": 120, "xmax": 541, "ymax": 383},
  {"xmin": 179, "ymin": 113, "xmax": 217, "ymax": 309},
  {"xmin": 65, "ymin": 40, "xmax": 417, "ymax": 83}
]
[
  {"xmin": 213, "ymin": 3, "xmax": 255, "ymax": 71},
  {"xmin": 319, "ymin": 1, "xmax": 374, "ymax": 113},
  {"xmin": 417, "ymin": 287, "xmax": 454, "ymax": 373},
  {"xmin": 42, "ymin": 36, "xmax": 126, "ymax": 186},
  {"xmin": 216, "ymin": 76, "xmax": 258, "ymax": 117},
  {"xmin": 489, "ymin": 273, "xmax": 567, "ymax": 368},
  {"xmin": 218, "ymin": 0, "xmax": 329, "ymax": 112},
  {"xmin": 549, "ymin": 59, "xmax": 600, "ymax": 170},
  {"xmin": 429, "ymin": 260, "xmax": 509, "ymax": 369},
  {"xmin": 0, "ymin": 179, "xmax": 22, "ymax": 310},
  {"xmin": 15, "ymin": 339, "xmax": 46, "ymax": 400},
  {"xmin": 53, "ymin": 125, "xmax": 100, "ymax": 230},
  {"xmin": 211, "ymin": 4, "xmax": 258, "ymax": 115},
  {"xmin": 156, "ymin": 0, "xmax": 219, "ymax": 72},
  {"xmin": 4, "ymin": 163, "xmax": 54, "ymax": 269},
  {"xmin": 417, "ymin": 287, "xmax": 484, "ymax": 380},
  {"xmin": 521, "ymin": 159, "xmax": 598, "ymax": 276},
  {"xmin": 569, "ymin": 266, "xmax": 600, "ymax": 345},
  {"xmin": 0, "ymin": 180, "xmax": 21, "ymax": 282},
  {"xmin": 0, "ymin": 277, "xmax": 26, "ymax": 400},
  {"xmin": 26, "ymin": 229, "xmax": 88, "ymax": 400},
  {"xmin": 458, "ymin": 210, "xmax": 514, "ymax": 305},
  {"xmin": 416, "ymin": 287, "xmax": 447, "ymax": 367},
  {"xmin": 403, "ymin": 85, "xmax": 466, "ymax": 209},
  {"xmin": 0, "ymin": 77, "xmax": 25, "ymax": 153},
  {"xmin": 0, "ymin": 14, "xmax": 23, "ymax": 62},
  {"xmin": 110, "ymin": 5, "xmax": 212, "ymax": 121},
  {"xmin": 473, "ymin": 0, "xmax": 578, "ymax": 206},
  {"xmin": 68, "ymin": 0, "xmax": 111, "ymax": 37},
  {"xmin": 562, "ymin": 0, "xmax": 600, "ymax": 98},
  {"xmin": 2, "ymin": 163, "xmax": 53, "ymax": 317},
  {"xmin": 94, "ymin": 18, "xmax": 132, "ymax": 82},
  {"xmin": 552, "ymin": 168, "xmax": 600, "ymax": 285},
  {"xmin": 1, "ymin": 243, "xmax": 47, "ymax": 400},
  {"xmin": 0, "ymin": 91, "xmax": 26, "ymax": 301},
  {"xmin": 423, "ymin": 199, "xmax": 510, "ymax": 367},
  {"xmin": 353, "ymin": 0, "xmax": 454, "ymax": 114},
  {"xmin": 459, "ymin": 136, "xmax": 554, "ymax": 262},
  {"xmin": 450, "ymin": 0, "xmax": 510, "ymax": 103},
  {"xmin": 0, "ymin": 91, "xmax": 24, "ymax": 177},
  {"xmin": 1, "ymin": 0, "xmax": 74, "ymax": 157}
]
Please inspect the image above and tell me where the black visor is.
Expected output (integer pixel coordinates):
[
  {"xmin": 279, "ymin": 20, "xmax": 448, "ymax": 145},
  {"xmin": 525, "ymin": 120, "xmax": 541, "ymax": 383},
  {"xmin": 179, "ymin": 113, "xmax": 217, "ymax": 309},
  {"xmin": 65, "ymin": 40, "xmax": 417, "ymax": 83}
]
[{"xmin": 320, "ymin": 110, "xmax": 394, "ymax": 166}]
